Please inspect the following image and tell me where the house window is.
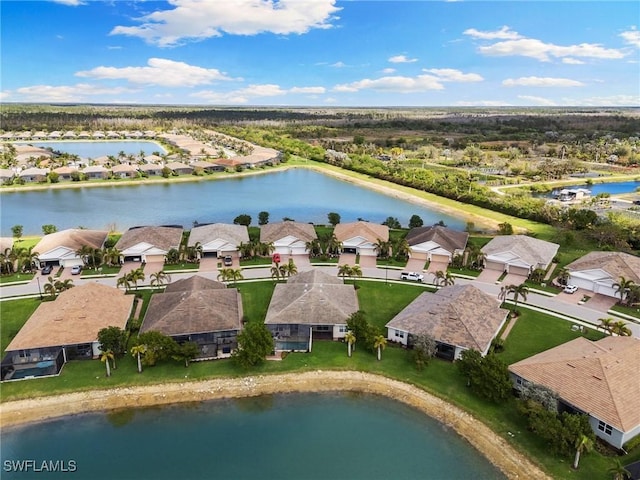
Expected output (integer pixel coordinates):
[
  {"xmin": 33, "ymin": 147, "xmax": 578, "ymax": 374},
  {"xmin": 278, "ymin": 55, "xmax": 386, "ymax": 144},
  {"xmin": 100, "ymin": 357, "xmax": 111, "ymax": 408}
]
[
  {"xmin": 394, "ymin": 330, "xmax": 405, "ymax": 339},
  {"xmin": 516, "ymin": 377, "xmax": 523, "ymax": 386},
  {"xmin": 597, "ymin": 421, "xmax": 612, "ymax": 435},
  {"xmin": 338, "ymin": 326, "xmax": 347, "ymax": 333}
]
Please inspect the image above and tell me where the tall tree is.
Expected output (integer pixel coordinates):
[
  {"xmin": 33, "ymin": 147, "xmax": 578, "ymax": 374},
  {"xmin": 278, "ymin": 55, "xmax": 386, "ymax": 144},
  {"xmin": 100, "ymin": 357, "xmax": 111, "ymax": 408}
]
[
  {"xmin": 233, "ymin": 214, "xmax": 252, "ymax": 226},
  {"xmin": 572, "ymin": 434, "xmax": 594, "ymax": 470},
  {"xmin": 130, "ymin": 344, "xmax": 147, "ymax": 373},
  {"xmin": 607, "ymin": 459, "xmax": 631, "ymax": 480},
  {"xmin": 100, "ymin": 350, "xmax": 114, "ymax": 377},
  {"xmin": 233, "ymin": 322, "xmax": 273, "ymax": 368},
  {"xmin": 344, "ymin": 331, "xmax": 356, "ymax": 357},
  {"xmin": 373, "ymin": 334, "xmax": 387, "ymax": 361},
  {"xmin": 97, "ymin": 326, "xmax": 127, "ymax": 369},
  {"xmin": 413, "ymin": 333, "xmax": 437, "ymax": 370},
  {"xmin": 258, "ymin": 211, "xmax": 270, "ymax": 225},
  {"xmin": 150, "ymin": 271, "xmax": 171, "ymax": 288},
  {"xmin": 171, "ymin": 341, "xmax": 200, "ymax": 367},
  {"xmin": 327, "ymin": 212, "xmax": 341, "ymax": 226},
  {"xmin": 11, "ymin": 225, "xmax": 23, "ymax": 242},
  {"xmin": 613, "ymin": 276, "xmax": 635, "ymax": 304},
  {"xmin": 408, "ymin": 214, "xmax": 424, "ymax": 229}
]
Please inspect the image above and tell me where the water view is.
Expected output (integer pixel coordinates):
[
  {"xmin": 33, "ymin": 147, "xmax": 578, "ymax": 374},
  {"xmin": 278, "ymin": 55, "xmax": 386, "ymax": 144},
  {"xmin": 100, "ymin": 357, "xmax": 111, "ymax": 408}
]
[
  {"xmin": 545, "ymin": 180, "xmax": 640, "ymax": 197},
  {"xmin": 0, "ymin": 169, "xmax": 466, "ymax": 236},
  {"xmin": 1, "ymin": 393, "xmax": 505, "ymax": 480},
  {"xmin": 15, "ymin": 141, "xmax": 167, "ymax": 158}
]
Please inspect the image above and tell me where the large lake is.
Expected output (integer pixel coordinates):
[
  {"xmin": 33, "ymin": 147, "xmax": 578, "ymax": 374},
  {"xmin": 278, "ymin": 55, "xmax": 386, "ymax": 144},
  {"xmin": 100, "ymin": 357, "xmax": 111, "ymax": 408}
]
[
  {"xmin": 544, "ymin": 180, "xmax": 640, "ymax": 197},
  {"xmin": 15, "ymin": 141, "xmax": 167, "ymax": 158},
  {"xmin": 0, "ymin": 169, "xmax": 466, "ymax": 236},
  {"xmin": 1, "ymin": 393, "xmax": 505, "ymax": 480}
]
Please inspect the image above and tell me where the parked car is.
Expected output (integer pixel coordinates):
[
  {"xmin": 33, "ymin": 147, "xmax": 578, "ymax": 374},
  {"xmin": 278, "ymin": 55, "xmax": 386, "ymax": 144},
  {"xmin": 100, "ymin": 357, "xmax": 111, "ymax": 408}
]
[
  {"xmin": 633, "ymin": 200, "xmax": 640, "ymax": 205},
  {"xmin": 564, "ymin": 285, "xmax": 578, "ymax": 294},
  {"xmin": 223, "ymin": 256, "xmax": 233, "ymax": 267},
  {"xmin": 70, "ymin": 265, "xmax": 82, "ymax": 275},
  {"xmin": 41, "ymin": 265, "xmax": 53, "ymax": 275},
  {"xmin": 400, "ymin": 272, "xmax": 424, "ymax": 282}
]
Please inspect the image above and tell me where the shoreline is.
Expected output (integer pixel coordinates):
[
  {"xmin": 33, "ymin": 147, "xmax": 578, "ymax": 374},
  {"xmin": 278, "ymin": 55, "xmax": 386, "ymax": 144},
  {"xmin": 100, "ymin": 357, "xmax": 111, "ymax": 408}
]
[{"xmin": 0, "ymin": 371, "xmax": 550, "ymax": 480}]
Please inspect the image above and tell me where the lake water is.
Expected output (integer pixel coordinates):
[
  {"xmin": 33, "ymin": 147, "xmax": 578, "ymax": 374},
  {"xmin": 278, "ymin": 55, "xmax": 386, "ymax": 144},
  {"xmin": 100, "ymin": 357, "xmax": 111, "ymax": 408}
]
[
  {"xmin": 15, "ymin": 141, "xmax": 167, "ymax": 158},
  {"xmin": 0, "ymin": 393, "xmax": 505, "ymax": 480},
  {"xmin": 0, "ymin": 169, "xmax": 466, "ymax": 236},
  {"xmin": 545, "ymin": 180, "xmax": 640, "ymax": 197}
]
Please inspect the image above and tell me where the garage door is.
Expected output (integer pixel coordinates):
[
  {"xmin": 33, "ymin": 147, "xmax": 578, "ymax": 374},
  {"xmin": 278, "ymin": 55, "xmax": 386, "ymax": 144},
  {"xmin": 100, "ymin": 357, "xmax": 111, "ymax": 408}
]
[
  {"xmin": 145, "ymin": 254, "xmax": 165, "ymax": 263},
  {"xmin": 569, "ymin": 277, "xmax": 594, "ymax": 292},
  {"xmin": 509, "ymin": 266, "xmax": 530, "ymax": 277},
  {"xmin": 431, "ymin": 253, "xmax": 451, "ymax": 263},
  {"xmin": 410, "ymin": 251, "xmax": 428, "ymax": 261},
  {"xmin": 484, "ymin": 260, "xmax": 504, "ymax": 271},
  {"xmin": 595, "ymin": 284, "xmax": 618, "ymax": 298},
  {"xmin": 274, "ymin": 246, "xmax": 289, "ymax": 255},
  {"xmin": 290, "ymin": 246, "xmax": 307, "ymax": 255}
]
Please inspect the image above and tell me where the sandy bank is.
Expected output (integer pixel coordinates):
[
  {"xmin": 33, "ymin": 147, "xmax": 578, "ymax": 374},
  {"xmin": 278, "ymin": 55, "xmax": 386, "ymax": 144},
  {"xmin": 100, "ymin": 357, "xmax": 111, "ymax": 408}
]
[{"xmin": 0, "ymin": 371, "xmax": 549, "ymax": 480}]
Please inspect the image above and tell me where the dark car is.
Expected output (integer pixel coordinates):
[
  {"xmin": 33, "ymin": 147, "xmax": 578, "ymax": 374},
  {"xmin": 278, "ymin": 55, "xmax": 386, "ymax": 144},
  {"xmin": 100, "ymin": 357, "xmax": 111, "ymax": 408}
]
[
  {"xmin": 223, "ymin": 255, "xmax": 233, "ymax": 267},
  {"xmin": 41, "ymin": 265, "xmax": 53, "ymax": 275},
  {"xmin": 633, "ymin": 200, "xmax": 640, "ymax": 205}
]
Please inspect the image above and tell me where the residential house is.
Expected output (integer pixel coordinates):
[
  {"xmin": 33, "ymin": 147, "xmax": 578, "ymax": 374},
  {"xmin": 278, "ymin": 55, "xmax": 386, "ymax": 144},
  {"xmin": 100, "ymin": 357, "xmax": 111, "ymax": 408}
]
[
  {"xmin": 115, "ymin": 225, "xmax": 183, "ymax": 264},
  {"xmin": 264, "ymin": 269, "xmax": 359, "ymax": 352},
  {"xmin": 52, "ymin": 166, "xmax": 79, "ymax": 181},
  {"xmin": 481, "ymin": 235, "xmax": 559, "ymax": 276},
  {"xmin": 188, "ymin": 223, "xmax": 249, "ymax": 259},
  {"xmin": 565, "ymin": 251, "xmax": 640, "ymax": 298},
  {"xmin": 334, "ymin": 221, "xmax": 389, "ymax": 257},
  {"xmin": 406, "ymin": 225, "xmax": 469, "ymax": 263},
  {"xmin": 1, "ymin": 284, "xmax": 134, "ymax": 381},
  {"xmin": 62, "ymin": 131, "xmax": 76, "ymax": 139},
  {"xmin": 35, "ymin": 228, "xmax": 108, "ymax": 268},
  {"xmin": 509, "ymin": 337, "xmax": 640, "ymax": 449},
  {"xmin": 138, "ymin": 163, "xmax": 163, "ymax": 177},
  {"xmin": 18, "ymin": 167, "xmax": 48, "ymax": 183},
  {"xmin": 385, "ymin": 284, "xmax": 508, "ymax": 360},
  {"xmin": 191, "ymin": 160, "xmax": 225, "ymax": 173},
  {"xmin": 260, "ymin": 221, "xmax": 317, "ymax": 256},
  {"xmin": 0, "ymin": 169, "xmax": 15, "ymax": 184},
  {"xmin": 110, "ymin": 163, "xmax": 139, "ymax": 179},
  {"xmin": 164, "ymin": 161, "xmax": 193, "ymax": 175},
  {"xmin": 82, "ymin": 165, "xmax": 109, "ymax": 180}
]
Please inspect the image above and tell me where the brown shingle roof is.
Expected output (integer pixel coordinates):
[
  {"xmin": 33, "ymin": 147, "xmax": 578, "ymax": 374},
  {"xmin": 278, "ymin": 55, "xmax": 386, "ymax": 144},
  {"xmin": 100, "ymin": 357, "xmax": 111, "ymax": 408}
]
[
  {"xmin": 406, "ymin": 226, "xmax": 469, "ymax": 253},
  {"xmin": 6, "ymin": 284, "xmax": 133, "ymax": 351},
  {"xmin": 386, "ymin": 285, "xmax": 508, "ymax": 353},
  {"xmin": 34, "ymin": 229, "xmax": 108, "ymax": 254},
  {"xmin": 265, "ymin": 269, "xmax": 358, "ymax": 326},
  {"xmin": 334, "ymin": 221, "xmax": 389, "ymax": 243},
  {"xmin": 509, "ymin": 337, "xmax": 640, "ymax": 432},
  {"xmin": 260, "ymin": 221, "xmax": 317, "ymax": 243},
  {"xmin": 115, "ymin": 226, "xmax": 183, "ymax": 251},
  {"xmin": 566, "ymin": 251, "xmax": 640, "ymax": 283},
  {"xmin": 165, "ymin": 275, "xmax": 226, "ymax": 293},
  {"xmin": 188, "ymin": 223, "xmax": 249, "ymax": 247}
]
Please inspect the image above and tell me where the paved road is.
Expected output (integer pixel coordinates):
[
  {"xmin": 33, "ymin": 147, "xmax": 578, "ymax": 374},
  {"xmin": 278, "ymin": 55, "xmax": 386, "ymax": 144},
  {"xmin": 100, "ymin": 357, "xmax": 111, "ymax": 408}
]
[{"xmin": 2, "ymin": 265, "xmax": 638, "ymax": 338}]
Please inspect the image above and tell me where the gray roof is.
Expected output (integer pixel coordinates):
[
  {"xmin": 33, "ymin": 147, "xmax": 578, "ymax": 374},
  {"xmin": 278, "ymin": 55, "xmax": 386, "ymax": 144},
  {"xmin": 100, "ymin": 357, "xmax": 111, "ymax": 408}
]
[
  {"xmin": 260, "ymin": 221, "xmax": 317, "ymax": 243},
  {"xmin": 386, "ymin": 285, "xmax": 508, "ymax": 352},
  {"xmin": 34, "ymin": 228, "xmax": 108, "ymax": 254},
  {"xmin": 406, "ymin": 226, "xmax": 469, "ymax": 252},
  {"xmin": 188, "ymin": 223, "xmax": 249, "ymax": 247},
  {"xmin": 566, "ymin": 251, "xmax": 640, "ymax": 283},
  {"xmin": 116, "ymin": 226, "xmax": 183, "ymax": 251},
  {"xmin": 265, "ymin": 269, "xmax": 358, "ymax": 326},
  {"xmin": 481, "ymin": 235, "xmax": 559, "ymax": 268},
  {"xmin": 165, "ymin": 275, "xmax": 226, "ymax": 293}
]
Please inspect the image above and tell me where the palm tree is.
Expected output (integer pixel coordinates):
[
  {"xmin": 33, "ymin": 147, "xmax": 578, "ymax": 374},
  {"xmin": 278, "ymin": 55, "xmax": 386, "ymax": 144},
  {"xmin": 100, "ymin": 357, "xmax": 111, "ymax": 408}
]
[
  {"xmin": 75, "ymin": 244, "xmax": 94, "ymax": 268},
  {"xmin": 374, "ymin": 239, "xmax": 392, "ymax": 260},
  {"xmin": 270, "ymin": 264, "xmax": 282, "ymax": 282},
  {"xmin": 103, "ymin": 247, "xmax": 122, "ymax": 267},
  {"xmin": 349, "ymin": 264, "xmax": 363, "ymax": 287},
  {"xmin": 305, "ymin": 239, "xmax": 321, "ymax": 257},
  {"xmin": 611, "ymin": 320, "xmax": 632, "ymax": 336},
  {"xmin": 374, "ymin": 334, "xmax": 387, "ymax": 361},
  {"xmin": 284, "ymin": 258, "xmax": 297, "ymax": 277},
  {"xmin": 238, "ymin": 241, "xmax": 254, "ymax": 259},
  {"xmin": 613, "ymin": 276, "xmax": 635, "ymax": 305},
  {"xmin": 434, "ymin": 270, "xmax": 454, "ymax": 286},
  {"xmin": 131, "ymin": 344, "xmax": 146, "ymax": 373},
  {"xmin": 599, "ymin": 317, "xmax": 614, "ymax": 334},
  {"xmin": 344, "ymin": 331, "xmax": 356, "ymax": 357},
  {"xmin": 506, "ymin": 283, "xmax": 529, "ymax": 314},
  {"xmin": 607, "ymin": 459, "xmax": 631, "ymax": 480},
  {"xmin": 556, "ymin": 268, "xmax": 570, "ymax": 286},
  {"xmin": 150, "ymin": 271, "xmax": 171, "ymax": 288},
  {"xmin": 325, "ymin": 234, "xmax": 342, "ymax": 257},
  {"xmin": 393, "ymin": 237, "xmax": 410, "ymax": 260},
  {"xmin": 101, "ymin": 350, "xmax": 114, "ymax": 377},
  {"xmin": 572, "ymin": 434, "xmax": 594, "ymax": 469},
  {"xmin": 43, "ymin": 276, "xmax": 58, "ymax": 298},
  {"xmin": 17, "ymin": 246, "xmax": 39, "ymax": 273},
  {"xmin": 338, "ymin": 264, "xmax": 352, "ymax": 280},
  {"xmin": 128, "ymin": 267, "xmax": 145, "ymax": 290},
  {"xmin": 116, "ymin": 275, "xmax": 132, "ymax": 291},
  {"xmin": 55, "ymin": 278, "xmax": 74, "ymax": 293},
  {"xmin": 434, "ymin": 270, "xmax": 445, "ymax": 286}
]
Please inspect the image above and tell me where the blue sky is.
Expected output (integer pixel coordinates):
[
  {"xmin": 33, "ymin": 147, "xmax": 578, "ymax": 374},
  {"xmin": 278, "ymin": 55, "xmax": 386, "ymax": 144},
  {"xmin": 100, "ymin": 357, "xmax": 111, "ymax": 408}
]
[{"xmin": 1, "ymin": 0, "xmax": 639, "ymax": 107}]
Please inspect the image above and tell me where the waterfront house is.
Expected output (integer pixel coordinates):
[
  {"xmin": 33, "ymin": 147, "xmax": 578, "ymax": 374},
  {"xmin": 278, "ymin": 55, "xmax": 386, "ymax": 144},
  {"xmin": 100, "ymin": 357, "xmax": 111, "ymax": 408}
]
[
  {"xmin": 165, "ymin": 161, "xmax": 193, "ymax": 175},
  {"xmin": 191, "ymin": 159, "xmax": 225, "ymax": 173},
  {"xmin": 110, "ymin": 163, "xmax": 139, "ymax": 179},
  {"xmin": 140, "ymin": 276, "xmax": 242, "ymax": 359},
  {"xmin": 260, "ymin": 221, "xmax": 317, "ymax": 256},
  {"xmin": 52, "ymin": 166, "xmax": 79, "ymax": 181},
  {"xmin": 334, "ymin": 221, "xmax": 389, "ymax": 257},
  {"xmin": 385, "ymin": 284, "xmax": 508, "ymax": 360},
  {"xmin": 481, "ymin": 235, "xmax": 559, "ymax": 277},
  {"xmin": 82, "ymin": 165, "xmax": 109, "ymax": 180},
  {"xmin": 115, "ymin": 225, "xmax": 183, "ymax": 264},
  {"xmin": 35, "ymin": 228, "xmax": 108, "ymax": 269},
  {"xmin": 188, "ymin": 223, "xmax": 249, "ymax": 260},
  {"xmin": 18, "ymin": 167, "xmax": 49, "ymax": 183},
  {"xmin": 509, "ymin": 337, "xmax": 640, "ymax": 449},
  {"xmin": 138, "ymin": 163, "xmax": 163, "ymax": 176},
  {"xmin": 264, "ymin": 269, "xmax": 358, "ymax": 352},
  {"xmin": 406, "ymin": 225, "xmax": 469, "ymax": 264},
  {"xmin": 0, "ymin": 168, "xmax": 15, "ymax": 184},
  {"xmin": 1, "ymin": 284, "xmax": 134, "ymax": 381},
  {"xmin": 565, "ymin": 251, "xmax": 640, "ymax": 299},
  {"xmin": 62, "ymin": 131, "xmax": 76, "ymax": 139}
]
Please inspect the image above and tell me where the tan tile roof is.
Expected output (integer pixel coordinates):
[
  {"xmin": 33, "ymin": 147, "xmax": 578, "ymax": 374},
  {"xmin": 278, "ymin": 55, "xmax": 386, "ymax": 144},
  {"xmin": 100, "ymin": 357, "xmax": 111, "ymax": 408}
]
[
  {"xmin": 111, "ymin": 164, "xmax": 138, "ymax": 173},
  {"xmin": 566, "ymin": 251, "xmax": 640, "ymax": 283},
  {"xmin": 406, "ymin": 226, "xmax": 469, "ymax": 253},
  {"xmin": 6, "ymin": 284, "xmax": 133, "ymax": 351},
  {"xmin": 0, "ymin": 237, "xmax": 14, "ymax": 252},
  {"xmin": 481, "ymin": 235, "xmax": 559, "ymax": 267},
  {"xmin": 334, "ymin": 221, "xmax": 389, "ymax": 243},
  {"xmin": 260, "ymin": 221, "xmax": 317, "ymax": 243},
  {"xmin": 265, "ymin": 269, "xmax": 358, "ymax": 326},
  {"xmin": 34, "ymin": 229, "xmax": 108, "ymax": 254},
  {"xmin": 188, "ymin": 223, "xmax": 249, "ymax": 247},
  {"xmin": 509, "ymin": 337, "xmax": 640, "ymax": 432},
  {"xmin": 115, "ymin": 226, "xmax": 183, "ymax": 251},
  {"xmin": 141, "ymin": 279, "xmax": 242, "ymax": 336},
  {"xmin": 386, "ymin": 285, "xmax": 508, "ymax": 352}
]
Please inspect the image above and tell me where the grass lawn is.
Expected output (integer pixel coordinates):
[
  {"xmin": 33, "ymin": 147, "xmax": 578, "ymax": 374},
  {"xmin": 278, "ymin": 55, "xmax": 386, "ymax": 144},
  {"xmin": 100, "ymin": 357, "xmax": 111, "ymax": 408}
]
[
  {"xmin": 240, "ymin": 257, "xmax": 272, "ymax": 266},
  {"xmin": 0, "ymin": 273, "xmax": 35, "ymax": 284},
  {"xmin": 449, "ymin": 267, "xmax": 481, "ymax": 277},
  {"xmin": 354, "ymin": 281, "xmax": 427, "ymax": 330},
  {"xmin": 610, "ymin": 304, "xmax": 640, "ymax": 320},
  {"xmin": 163, "ymin": 263, "xmax": 199, "ymax": 271},
  {"xmin": 82, "ymin": 266, "xmax": 122, "ymax": 276},
  {"xmin": 0, "ymin": 298, "xmax": 40, "ymax": 353},
  {"xmin": 237, "ymin": 281, "xmax": 275, "ymax": 323}
]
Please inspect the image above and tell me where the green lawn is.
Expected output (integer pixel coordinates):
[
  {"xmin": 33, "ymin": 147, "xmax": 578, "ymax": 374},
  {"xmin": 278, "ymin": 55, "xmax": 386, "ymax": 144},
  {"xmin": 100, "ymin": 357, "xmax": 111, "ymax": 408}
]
[
  {"xmin": 82, "ymin": 265, "xmax": 122, "ymax": 276},
  {"xmin": 238, "ymin": 281, "xmax": 275, "ymax": 323},
  {"xmin": 0, "ymin": 273, "xmax": 35, "ymax": 284},
  {"xmin": 1, "ymin": 298, "xmax": 41, "ymax": 353},
  {"xmin": 163, "ymin": 263, "xmax": 199, "ymax": 271},
  {"xmin": 610, "ymin": 304, "xmax": 640, "ymax": 320},
  {"xmin": 240, "ymin": 257, "xmax": 272, "ymax": 266},
  {"xmin": 353, "ymin": 281, "xmax": 425, "ymax": 330}
]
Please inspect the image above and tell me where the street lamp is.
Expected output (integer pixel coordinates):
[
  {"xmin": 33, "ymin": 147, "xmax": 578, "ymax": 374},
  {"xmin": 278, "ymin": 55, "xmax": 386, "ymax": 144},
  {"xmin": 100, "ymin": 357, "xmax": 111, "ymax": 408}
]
[{"xmin": 36, "ymin": 276, "xmax": 43, "ymax": 300}]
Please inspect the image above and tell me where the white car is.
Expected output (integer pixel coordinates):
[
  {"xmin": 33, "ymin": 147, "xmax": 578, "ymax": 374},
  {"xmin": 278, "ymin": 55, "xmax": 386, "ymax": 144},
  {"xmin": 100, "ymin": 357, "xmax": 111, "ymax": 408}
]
[
  {"xmin": 564, "ymin": 285, "xmax": 578, "ymax": 294},
  {"xmin": 70, "ymin": 265, "xmax": 82, "ymax": 275},
  {"xmin": 400, "ymin": 272, "xmax": 424, "ymax": 282}
]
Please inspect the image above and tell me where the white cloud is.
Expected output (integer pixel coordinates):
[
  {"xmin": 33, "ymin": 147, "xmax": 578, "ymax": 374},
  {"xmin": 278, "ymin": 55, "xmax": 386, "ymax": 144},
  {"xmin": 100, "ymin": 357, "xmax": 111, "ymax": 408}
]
[
  {"xmin": 330, "ymin": 61, "xmax": 347, "ymax": 68},
  {"xmin": 75, "ymin": 58, "xmax": 237, "ymax": 87},
  {"xmin": 455, "ymin": 100, "xmax": 512, "ymax": 106},
  {"xmin": 620, "ymin": 27, "xmax": 640, "ymax": 48},
  {"xmin": 110, "ymin": 0, "xmax": 341, "ymax": 47},
  {"xmin": 0, "ymin": 91, "xmax": 10, "ymax": 100},
  {"xmin": 51, "ymin": 0, "xmax": 86, "ymax": 6},
  {"xmin": 503, "ymin": 76, "xmax": 584, "ymax": 87},
  {"xmin": 388, "ymin": 55, "xmax": 418, "ymax": 64},
  {"xmin": 478, "ymin": 38, "xmax": 625, "ymax": 62},
  {"xmin": 463, "ymin": 26, "xmax": 521, "ymax": 40},
  {"xmin": 289, "ymin": 86, "xmax": 326, "ymax": 94},
  {"xmin": 563, "ymin": 94, "xmax": 640, "ymax": 107},
  {"xmin": 15, "ymin": 84, "xmax": 136, "ymax": 102},
  {"xmin": 381, "ymin": 68, "xmax": 396, "ymax": 74},
  {"xmin": 334, "ymin": 75, "xmax": 443, "ymax": 93},
  {"xmin": 191, "ymin": 83, "xmax": 325, "ymax": 104},
  {"xmin": 517, "ymin": 95, "xmax": 557, "ymax": 106},
  {"xmin": 562, "ymin": 57, "xmax": 585, "ymax": 65},
  {"xmin": 423, "ymin": 68, "xmax": 483, "ymax": 82}
]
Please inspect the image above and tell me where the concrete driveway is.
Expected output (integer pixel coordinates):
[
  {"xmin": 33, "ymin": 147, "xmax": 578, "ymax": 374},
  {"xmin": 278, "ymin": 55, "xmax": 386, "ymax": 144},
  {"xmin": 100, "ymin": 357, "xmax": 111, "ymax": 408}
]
[
  {"xmin": 502, "ymin": 273, "xmax": 529, "ymax": 286},
  {"xmin": 358, "ymin": 255, "xmax": 377, "ymax": 268},
  {"xmin": 476, "ymin": 269, "xmax": 502, "ymax": 284},
  {"xmin": 199, "ymin": 256, "xmax": 220, "ymax": 272},
  {"xmin": 405, "ymin": 258, "xmax": 426, "ymax": 272},
  {"xmin": 338, "ymin": 253, "xmax": 356, "ymax": 265},
  {"xmin": 426, "ymin": 261, "xmax": 449, "ymax": 274},
  {"xmin": 585, "ymin": 293, "xmax": 619, "ymax": 313}
]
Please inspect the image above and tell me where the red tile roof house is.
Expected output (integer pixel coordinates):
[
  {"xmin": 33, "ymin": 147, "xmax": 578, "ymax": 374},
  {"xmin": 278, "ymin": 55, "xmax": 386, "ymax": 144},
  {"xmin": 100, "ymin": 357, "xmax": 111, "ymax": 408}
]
[
  {"xmin": 1, "ymin": 284, "xmax": 134, "ymax": 381},
  {"xmin": 140, "ymin": 276, "xmax": 243, "ymax": 360},
  {"xmin": 406, "ymin": 225, "xmax": 469, "ymax": 263},
  {"xmin": 333, "ymin": 221, "xmax": 389, "ymax": 257},
  {"xmin": 34, "ymin": 228, "xmax": 108, "ymax": 269},
  {"xmin": 115, "ymin": 226, "xmax": 183, "ymax": 264},
  {"xmin": 385, "ymin": 284, "xmax": 509, "ymax": 360},
  {"xmin": 264, "ymin": 269, "xmax": 359, "ymax": 352},
  {"xmin": 481, "ymin": 235, "xmax": 559, "ymax": 277},
  {"xmin": 509, "ymin": 337, "xmax": 640, "ymax": 449},
  {"xmin": 565, "ymin": 251, "xmax": 640, "ymax": 299},
  {"xmin": 260, "ymin": 221, "xmax": 317, "ymax": 256}
]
